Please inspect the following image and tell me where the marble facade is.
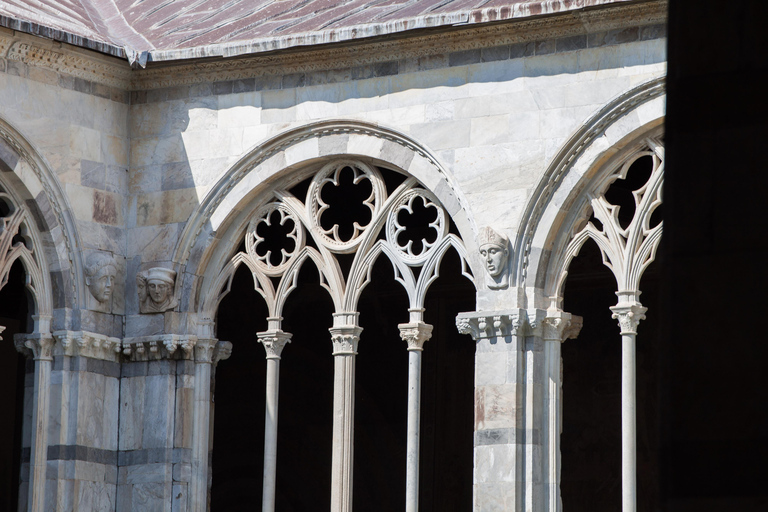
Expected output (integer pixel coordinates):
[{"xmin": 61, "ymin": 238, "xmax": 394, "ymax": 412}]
[{"xmin": 0, "ymin": 1, "xmax": 667, "ymax": 511}]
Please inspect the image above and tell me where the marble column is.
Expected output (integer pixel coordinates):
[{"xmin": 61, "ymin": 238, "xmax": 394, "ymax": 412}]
[
  {"xmin": 190, "ymin": 336, "xmax": 233, "ymax": 512},
  {"xmin": 329, "ymin": 312, "xmax": 362, "ymax": 512},
  {"xmin": 610, "ymin": 296, "xmax": 646, "ymax": 512},
  {"xmin": 456, "ymin": 310, "xmax": 526, "ymax": 512},
  {"xmin": 398, "ymin": 310, "xmax": 433, "ymax": 512},
  {"xmin": 15, "ymin": 317, "xmax": 54, "ymax": 512},
  {"xmin": 540, "ymin": 310, "xmax": 582, "ymax": 512},
  {"xmin": 257, "ymin": 320, "xmax": 292, "ymax": 512}
]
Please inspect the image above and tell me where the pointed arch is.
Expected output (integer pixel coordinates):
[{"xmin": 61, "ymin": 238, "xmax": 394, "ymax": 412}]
[{"xmin": 517, "ymin": 78, "xmax": 665, "ymax": 307}]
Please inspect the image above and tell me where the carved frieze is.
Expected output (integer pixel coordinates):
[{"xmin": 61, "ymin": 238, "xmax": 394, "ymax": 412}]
[
  {"xmin": 122, "ymin": 334, "xmax": 197, "ymax": 361},
  {"xmin": 52, "ymin": 330, "xmax": 122, "ymax": 362},
  {"xmin": 456, "ymin": 310, "xmax": 526, "ymax": 340}
]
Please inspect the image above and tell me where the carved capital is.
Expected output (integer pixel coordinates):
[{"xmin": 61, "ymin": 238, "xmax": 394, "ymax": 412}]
[
  {"xmin": 398, "ymin": 322, "xmax": 433, "ymax": 351},
  {"xmin": 541, "ymin": 311, "xmax": 583, "ymax": 342},
  {"xmin": 0, "ymin": 325, "xmax": 5, "ymax": 340},
  {"xmin": 15, "ymin": 333, "xmax": 54, "ymax": 361},
  {"xmin": 194, "ymin": 338, "xmax": 218, "ymax": 363},
  {"xmin": 455, "ymin": 310, "xmax": 526, "ymax": 340},
  {"xmin": 213, "ymin": 341, "xmax": 233, "ymax": 363},
  {"xmin": 329, "ymin": 326, "xmax": 363, "ymax": 355},
  {"xmin": 610, "ymin": 303, "xmax": 647, "ymax": 335},
  {"xmin": 257, "ymin": 330, "xmax": 292, "ymax": 360}
]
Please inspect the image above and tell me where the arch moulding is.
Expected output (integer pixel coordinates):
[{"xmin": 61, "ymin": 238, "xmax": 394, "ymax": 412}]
[
  {"xmin": 171, "ymin": 119, "xmax": 481, "ymax": 335},
  {"xmin": 0, "ymin": 115, "xmax": 86, "ymax": 323},
  {"xmin": 515, "ymin": 77, "xmax": 666, "ymax": 310}
]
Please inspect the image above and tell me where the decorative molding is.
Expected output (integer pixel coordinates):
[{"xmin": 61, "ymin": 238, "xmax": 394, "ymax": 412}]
[
  {"xmin": 0, "ymin": 31, "xmax": 131, "ymax": 89},
  {"xmin": 456, "ymin": 310, "xmax": 526, "ymax": 340},
  {"xmin": 52, "ymin": 330, "xmax": 121, "ymax": 362},
  {"xmin": 14, "ymin": 333, "xmax": 54, "ymax": 361},
  {"xmin": 122, "ymin": 334, "xmax": 197, "ymax": 361},
  {"xmin": 398, "ymin": 322, "xmax": 433, "ymax": 352},
  {"xmin": 130, "ymin": 0, "xmax": 666, "ymax": 90},
  {"xmin": 610, "ymin": 302, "xmax": 647, "ymax": 335},
  {"xmin": 257, "ymin": 330, "xmax": 292, "ymax": 360}
]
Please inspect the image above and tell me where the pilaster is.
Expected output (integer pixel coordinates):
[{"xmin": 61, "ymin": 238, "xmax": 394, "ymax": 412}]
[{"xmin": 456, "ymin": 309, "xmax": 526, "ymax": 512}]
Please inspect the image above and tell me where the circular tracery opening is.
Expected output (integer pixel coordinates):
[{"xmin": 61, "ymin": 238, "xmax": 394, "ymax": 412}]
[
  {"xmin": 254, "ymin": 210, "xmax": 297, "ymax": 267},
  {"xmin": 396, "ymin": 195, "xmax": 439, "ymax": 256},
  {"xmin": 318, "ymin": 165, "xmax": 374, "ymax": 242}
]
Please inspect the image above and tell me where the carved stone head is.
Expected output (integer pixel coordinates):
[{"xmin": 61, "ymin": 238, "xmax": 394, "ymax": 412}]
[
  {"xmin": 138, "ymin": 267, "xmax": 178, "ymax": 313},
  {"xmin": 85, "ymin": 252, "xmax": 117, "ymax": 304},
  {"xmin": 478, "ymin": 226, "xmax": 510, "ymax": 289}
]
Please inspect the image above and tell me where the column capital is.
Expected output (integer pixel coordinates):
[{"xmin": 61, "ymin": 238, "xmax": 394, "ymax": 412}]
[
  {"xmin": 329, "ymin": 325, "xmax": 363, "ymax": 355},
  {"xmin": 398, "ymin": 322, "xmax": 433, "ymax": 351},
  {"xmin": 213, "ymin": 340, "xmax": 233, "ymax": 363},
  {"xmin": 610, "ymin": 302, "xmax": 647, "ymax": 335},
  {"xmin": 14, "ymin": 333, "xmax": 54, "ymax": 361},
  {"xmin": 194, "ymin": 338, "xmax": 218, "ymax": 363},
  {"xmin": 257, "ymin": 330, "xmax": 292, "ymax": 360},
  {"xmin": 455, "ymin": 309, "xmax": 526, "ymax": 340},
  {"xmin": 541, "ymin": 310, "xmax": 583, "ymax": 342}
]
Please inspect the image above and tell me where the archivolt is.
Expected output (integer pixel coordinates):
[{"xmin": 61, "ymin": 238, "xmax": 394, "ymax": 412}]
[{"xmin": 0, "ymin": 116, "xmax": 85, "ymax": 313}]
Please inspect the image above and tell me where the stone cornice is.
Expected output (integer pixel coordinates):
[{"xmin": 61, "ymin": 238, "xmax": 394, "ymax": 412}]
[
  {"xmin": 130, "ymin": 0, "xmax": 666, "ymax": 91},
  {"xmin": 0, "ymin": 1, "xmax": 665, "ymax": 92},
  {"xmin": 122, "ymin": 334, "xmax": 197, "ymax": 361},
  {"xmin": 456, "ymin": 310, "xmax": 527, "ymax": 340},
  {"xmin": 52, "ymin": 330, "xmax": 122, "ymax": 362},
  {"xmin": 0, "ymin": 28, "xmax": 131, "ymax": 89}
]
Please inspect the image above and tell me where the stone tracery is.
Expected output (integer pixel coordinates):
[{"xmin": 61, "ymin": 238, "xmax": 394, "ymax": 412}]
[{"xmin": 206, "ymin": 159, "xmax": 474, "ymax": 512}]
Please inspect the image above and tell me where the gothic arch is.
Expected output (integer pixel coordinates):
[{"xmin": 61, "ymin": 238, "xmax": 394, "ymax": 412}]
[
  {"xmin": 170, "ymin": 119, "xmax": 480, "ymax": 331},
  {"xmin": 515, "ymin": 77, "xmax": 665, "ymax": 307},
  {"xmin": 0, "ymin": 115, "xmax": 86, "ymax": 316}
]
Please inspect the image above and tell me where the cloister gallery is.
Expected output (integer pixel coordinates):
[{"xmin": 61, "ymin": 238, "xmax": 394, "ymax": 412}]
[{"xmin": 0, "ymin": 1, "xmax": 669, "ymax": 511}]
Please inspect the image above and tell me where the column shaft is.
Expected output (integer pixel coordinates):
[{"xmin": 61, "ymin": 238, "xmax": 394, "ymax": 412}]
[
  {"xmin": 331, "ymin": 353, "xmax": 356, "ymax": 512},
  {"xmin": 621, "ymin": 333, "xmax": 636, "ymax": 512},
  {"xmin": 405, "ymin": 349, "xmax": 422, "ymax": 512},
  {"xmin": 29, "ymin": 356, "xmax": 52, "ymax": 512},
  {"xmin": 190, "ymin": 341, "xmax": 215, "ymax": 512},
  {"xmin": 262, "ymin": 357, "xmax": 280, "ymax": 512}
]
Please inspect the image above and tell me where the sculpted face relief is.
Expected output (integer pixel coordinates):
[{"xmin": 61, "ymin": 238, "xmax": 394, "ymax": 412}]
[
  {"xmin": 478, "ymin": 227, "xmax": 510, "ymax": 289},
  {"xmin": 137, "ymin": 267, "xmax": 178, "ymax": 313},
  {"xmin": 85, "ymin": 252, "xmax": 118, "ymax": 306}
]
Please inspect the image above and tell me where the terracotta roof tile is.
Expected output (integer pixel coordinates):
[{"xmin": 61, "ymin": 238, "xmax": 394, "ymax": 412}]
[{"xmin": 0, "ymin": 0, "xmax": 629, "ymax": 62}]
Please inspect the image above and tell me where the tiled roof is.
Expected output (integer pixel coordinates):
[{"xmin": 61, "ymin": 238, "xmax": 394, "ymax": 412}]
[{"xmin": 0, "ymin": 0, "xmax": 629, "ymax": 63}]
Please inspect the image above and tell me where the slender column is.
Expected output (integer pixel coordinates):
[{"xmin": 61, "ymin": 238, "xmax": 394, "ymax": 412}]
[
  {"xmin": 257, "ymin": 321, "xmax": 292, "ymax": 512},
  {"xmin": 398, "ymin": 310, "xmax": 433, "ymax": 512},
  {"xmin": 329, "ymin": 312, "xmax": 362, "ymax": 512},
  {"xmin": 610, "ymin": 299, "xmax": 646, "ymax": 512},
  {"xmin": 541, "ymin": 311, "xmax": 582, "ymax": 512},
  {"xmin": 15, "ymin": 320, "xmax": 54, "ymax": 512}
]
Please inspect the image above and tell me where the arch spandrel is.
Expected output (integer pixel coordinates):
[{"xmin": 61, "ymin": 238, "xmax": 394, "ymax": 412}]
[
  {"xmin": 515, "ymin": 78, "xmax": 666, "ymax": 309},
  {"xmin": 172, "ymin": 120, "xmax": 481, "ymax": 331}
]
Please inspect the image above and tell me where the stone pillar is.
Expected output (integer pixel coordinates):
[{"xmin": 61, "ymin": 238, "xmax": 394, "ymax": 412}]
[
  {"xmin": 257, "ymin": 321, "xmax": 292, "ymax": 512},
  {"xmin": 456, "ymin": 310, "xmax": 525, "ymax": 512},
  {"xmin": 540, "ymin": 311, "xmax": 582, "ymax": 512},
  {"xmin": 398, "ymin": 310, "xmax": 433, "ymax": 512},
  {"xmin": 610, "ymin": 296, "xmax": 646, "ymax": 512},
  {"xmin": 329, "ymin": 312, "xmax": 362, "ymax": 512},
  {"xmin": 14, "ymin": 326, "xmax": 54, "ymax": 512}
]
